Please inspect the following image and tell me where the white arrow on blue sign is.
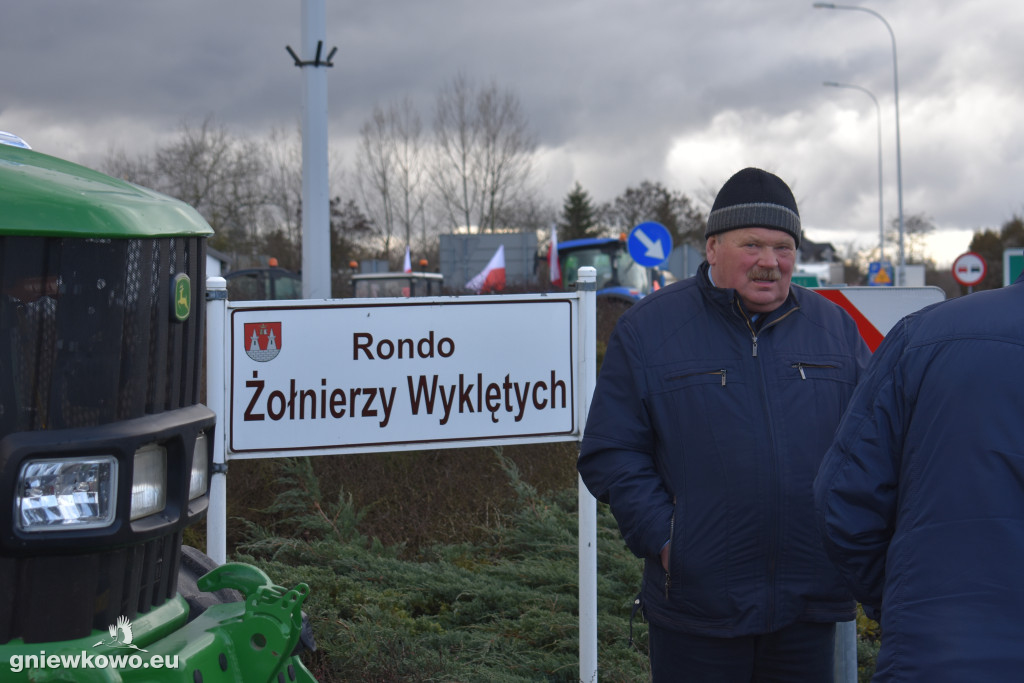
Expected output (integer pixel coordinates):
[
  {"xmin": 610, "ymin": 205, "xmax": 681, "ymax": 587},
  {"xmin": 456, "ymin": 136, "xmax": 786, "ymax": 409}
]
[{"xmin": 628, "ymin": 221, "xmax": 673, "ymax": 267}]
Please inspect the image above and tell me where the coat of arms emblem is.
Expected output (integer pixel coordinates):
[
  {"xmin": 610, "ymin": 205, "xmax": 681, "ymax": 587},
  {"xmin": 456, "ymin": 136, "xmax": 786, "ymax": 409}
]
[{"xmin": 244, "ymin": 322, "xmax": 282, "ymax": 362}]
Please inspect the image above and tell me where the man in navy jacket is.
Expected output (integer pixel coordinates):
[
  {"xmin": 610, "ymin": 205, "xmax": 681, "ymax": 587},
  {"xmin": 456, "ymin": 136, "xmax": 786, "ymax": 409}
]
[
  {"xmin": 579, "ymin": 167, "xmax": 871, "ymax": 681},
  {"xmin": 815, "ymin": 271, "xmax": 1024, "ymax": 682}
]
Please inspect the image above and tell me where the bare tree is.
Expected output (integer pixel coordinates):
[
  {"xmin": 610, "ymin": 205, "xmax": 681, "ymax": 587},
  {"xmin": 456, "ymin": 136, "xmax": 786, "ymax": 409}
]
[
  {"xmin": 356, "ymin": 98, "xmax": 429, "ymax": 259},
  {"xmin": 356, "ymin": 105, "xmax": 397, "ymax": 258},
  {"xmin": 259, "ymin": 126, "xmax": 304, "ymax": 254},
  {"xmin": 887, "ymin": 212, "xmax": 936, "ymax": 265},
  {"xmin": 390, "ymin": 98, "xmax": 429, "ymax": 249},
  {"xmin": 432, "ymin": 76, "xmax": 478, "ymax": 233},
  {"xmin": 474, "ymin": 83, "xmax": 534, "ymax": 232},
  {"xmin": 103, "ymin": 117, "xmax": 333, "ymax": 269},
  {"xmin": 158, "ymin": 119, "xmax": 266, "ymax": 249},
  {"xmin": 431, "ymin": 76, "xmax": 536, "ymax": 233},
  {"xmin": 102, "ymin": 148, "xmax": 158, "ymax": 189},
  {"xmin": 103, "ymin": 117, "xmax": 271, "ymax": 261},
  {"xmin": 600, "ymin": 180, "xmax": 706, "ymax": 247}
]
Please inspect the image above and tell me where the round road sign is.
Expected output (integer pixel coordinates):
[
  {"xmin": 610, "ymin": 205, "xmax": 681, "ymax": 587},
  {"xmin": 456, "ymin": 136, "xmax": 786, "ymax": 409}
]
[
  {"xmin": 952, "ymin": 252, "xmax": 987, "ymax": 287},
  {"xmin": 627, "ymin": 221, "xmax": 673, "ymax": 268}
]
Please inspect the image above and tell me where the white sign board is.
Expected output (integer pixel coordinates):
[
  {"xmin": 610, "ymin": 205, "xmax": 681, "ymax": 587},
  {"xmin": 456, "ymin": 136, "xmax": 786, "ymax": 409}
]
[
  {"xmin": 227, "ymin": 296, "xmax": 578, "ymax": 457},
  {"xmin": 814, "ymin": 286, "xmax": 946, "ymax": 352},
  {"xmin": 207, "ymin": 273, "xmax": 600, "ymax": 683}
]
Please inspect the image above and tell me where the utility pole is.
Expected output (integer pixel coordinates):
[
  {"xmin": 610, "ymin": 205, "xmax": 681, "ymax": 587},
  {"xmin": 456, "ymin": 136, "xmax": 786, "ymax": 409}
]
[{"xmin": 286, "ymin": 0, "xmax": 337, "ymax": 298}]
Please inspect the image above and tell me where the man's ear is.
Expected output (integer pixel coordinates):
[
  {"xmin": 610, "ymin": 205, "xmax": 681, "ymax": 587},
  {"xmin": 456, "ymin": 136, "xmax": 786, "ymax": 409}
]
[{"xmin": 706, "ymin": 237, "xmax": 718, "ymax": 265}]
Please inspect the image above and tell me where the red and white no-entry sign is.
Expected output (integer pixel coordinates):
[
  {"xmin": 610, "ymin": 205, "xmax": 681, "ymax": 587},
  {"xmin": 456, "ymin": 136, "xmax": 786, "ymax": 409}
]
[
  {"xmin": 952, "ymin": 251, "xmax": 987, "ymax": 287},
  {"xmin": 813, "ymin": 286, "xmax": 945, "ymax": 352}
]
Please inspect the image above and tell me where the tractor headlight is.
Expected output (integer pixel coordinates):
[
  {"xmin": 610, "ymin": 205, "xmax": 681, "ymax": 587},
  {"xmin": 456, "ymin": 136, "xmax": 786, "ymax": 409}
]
[
  {"xmin": 130, "ymin": 443, "xmax": 167, "ymax": 521},
  {"xmin": 16, "ymin": 457, "xmax": 117, "ymax": 532},
  {"xmin": 189, "ymin": 431, "xmax": 209, "ymax": 501}
]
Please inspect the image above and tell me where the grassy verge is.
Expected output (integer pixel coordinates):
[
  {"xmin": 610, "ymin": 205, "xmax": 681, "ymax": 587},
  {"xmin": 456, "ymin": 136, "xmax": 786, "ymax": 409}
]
[{"xmin": 236, "ymin": 452, "xmax": 649, "ymax": 682}]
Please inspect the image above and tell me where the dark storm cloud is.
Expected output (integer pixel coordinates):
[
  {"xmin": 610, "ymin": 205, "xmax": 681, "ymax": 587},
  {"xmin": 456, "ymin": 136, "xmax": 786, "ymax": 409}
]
[{"xmin": 4, "ymin": 0, "xmax": 1024, "ymax": 264}]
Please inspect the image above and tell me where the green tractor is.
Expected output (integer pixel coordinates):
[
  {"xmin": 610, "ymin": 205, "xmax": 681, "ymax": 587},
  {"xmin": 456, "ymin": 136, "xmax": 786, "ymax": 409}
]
[{"xmin": 0, "ymin": 133, "xmax": 317, "ymax": 682}]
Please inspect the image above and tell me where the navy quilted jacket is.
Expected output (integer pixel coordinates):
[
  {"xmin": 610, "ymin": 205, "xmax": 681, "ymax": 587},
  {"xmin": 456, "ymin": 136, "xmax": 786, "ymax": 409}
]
[
  {"xmin": 815, "ymin": 273, "xmax": 1024, "ymax": 681},
  {"xmin": 579, "ymin": 262, "xmax": 870, "ymax": 636}
]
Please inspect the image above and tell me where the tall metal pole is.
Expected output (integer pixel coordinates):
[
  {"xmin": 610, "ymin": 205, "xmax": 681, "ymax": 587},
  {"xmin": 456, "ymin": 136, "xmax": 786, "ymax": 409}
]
[
  {"xmin": 577, "ymin": 266, "xmax": 598, "ymax": 683},
  {"xmin": 293, "ymin": 0, "xmax": 333, "ymax": 299},
  {"xmin": 823, "ymin": 81, "xmax": 885, "ymax": 262},
  {"xmin": 205, "ymin": 276, "xmax": 228, "ymax": 564},
  {"xmin": 814, "ymin": 3, "xmax": 905, "ymax": 284}
]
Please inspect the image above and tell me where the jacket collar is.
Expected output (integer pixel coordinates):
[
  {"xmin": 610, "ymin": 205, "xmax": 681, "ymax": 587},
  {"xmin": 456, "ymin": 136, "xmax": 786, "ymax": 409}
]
[{"xmin": 697, "ymin": 260, "xmax": 798, "ymax": 326}]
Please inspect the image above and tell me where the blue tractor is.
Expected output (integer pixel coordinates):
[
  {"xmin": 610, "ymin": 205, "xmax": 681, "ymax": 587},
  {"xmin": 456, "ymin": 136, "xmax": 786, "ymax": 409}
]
[
  {"xmin": 557, "ymin": 236, "xmax": 659, "ymax": 303},
  {"xmin": 556, "ymin": 236, "xmax": 669, "ymax": 346}
]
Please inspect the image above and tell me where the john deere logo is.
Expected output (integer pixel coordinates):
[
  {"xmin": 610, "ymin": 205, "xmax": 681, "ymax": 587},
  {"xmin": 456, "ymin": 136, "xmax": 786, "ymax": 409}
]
[{"xmin": 173, "ymin": 274, "xmax": 191, "ymax": 322}]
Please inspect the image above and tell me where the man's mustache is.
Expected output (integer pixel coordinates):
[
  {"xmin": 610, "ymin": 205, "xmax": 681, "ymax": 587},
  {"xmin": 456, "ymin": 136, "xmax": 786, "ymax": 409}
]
[{"xmin": 749, "ymin": 268, "xmax": 781, "ymax": 281}]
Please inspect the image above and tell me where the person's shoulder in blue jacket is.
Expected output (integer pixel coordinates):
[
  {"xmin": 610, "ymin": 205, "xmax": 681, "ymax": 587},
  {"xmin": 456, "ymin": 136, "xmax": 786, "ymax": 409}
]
[{"xmin": 815, "ymin": 272, "xmax": 1024, "ymax": 682}]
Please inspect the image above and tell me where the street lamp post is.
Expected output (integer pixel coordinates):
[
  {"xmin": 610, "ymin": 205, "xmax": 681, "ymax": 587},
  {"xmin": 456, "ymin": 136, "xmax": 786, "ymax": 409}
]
[
  {"xmin": 823, "ymin": 81, "xmax": 885, "ymax": 263},
  {"xmin": 814, "ymin": 2, "xmax": 905, "ymax": 284}
]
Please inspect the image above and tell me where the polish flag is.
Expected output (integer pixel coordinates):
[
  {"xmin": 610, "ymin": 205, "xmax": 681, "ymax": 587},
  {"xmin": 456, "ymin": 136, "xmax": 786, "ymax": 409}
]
[
  {"xmin": 549, "ymin": 225, "xmax": 562, "ymax": 288},
  {"xmin": 466, "ymin": 245, "xmax": 506, "ymax": 293},
  {"xmin": 403, "ymin": 245, "xmax": 412, "ymax": 273}
]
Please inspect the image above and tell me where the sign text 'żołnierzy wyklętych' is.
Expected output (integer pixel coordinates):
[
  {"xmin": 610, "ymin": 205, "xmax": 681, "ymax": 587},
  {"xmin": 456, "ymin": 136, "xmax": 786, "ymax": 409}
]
[{"xmin": 242, "ymin": 366, "xmax": 567, "ymax": 427}]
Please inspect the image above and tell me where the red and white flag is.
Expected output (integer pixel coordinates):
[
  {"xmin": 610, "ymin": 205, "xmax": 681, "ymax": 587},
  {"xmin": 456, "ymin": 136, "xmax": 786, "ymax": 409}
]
[
  {"xmin": 403, "ymin": 245, "xmax": 412, "ymax": 273},
  {"xmin": 549, "ymin": 224, "xmax": 562, "ymax": 288},
  {"xmin": 466, "ymin": 245, "xmax": 506, "ymax": 293}
]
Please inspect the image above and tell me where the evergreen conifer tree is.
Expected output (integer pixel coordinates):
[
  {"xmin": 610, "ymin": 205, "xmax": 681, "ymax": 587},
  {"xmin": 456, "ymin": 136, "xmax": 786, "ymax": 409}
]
[{"xmin": 559, "ymin": 182, "xmax": 601, "ymax": 241}]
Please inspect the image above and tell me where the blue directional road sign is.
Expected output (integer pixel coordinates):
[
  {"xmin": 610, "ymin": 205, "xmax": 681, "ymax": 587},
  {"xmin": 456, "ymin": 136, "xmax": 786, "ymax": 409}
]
[{"xmin": 628, "ymin": 221, "xmax": 673, "ymax": 268}]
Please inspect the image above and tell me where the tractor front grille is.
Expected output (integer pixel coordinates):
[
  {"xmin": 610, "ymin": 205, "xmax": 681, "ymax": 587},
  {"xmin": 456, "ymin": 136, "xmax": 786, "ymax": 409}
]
[
  {"xmin": 0, "ymin": 236, "xmax": 206, "ymax": 437},
  {"xmin": 0, "ymin": 530, "xmax": 183, "ymax": 644}
]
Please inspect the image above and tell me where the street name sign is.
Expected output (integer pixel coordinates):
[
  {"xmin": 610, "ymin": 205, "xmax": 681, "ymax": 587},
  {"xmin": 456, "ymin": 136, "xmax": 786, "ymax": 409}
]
[{"xmin": 227, "ymin": 296, "xmax": 578, "ymax": 457}]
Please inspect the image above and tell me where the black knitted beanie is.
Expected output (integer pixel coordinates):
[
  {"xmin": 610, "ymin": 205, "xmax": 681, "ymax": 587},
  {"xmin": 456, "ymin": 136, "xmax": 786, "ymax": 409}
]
[{"xmin": 705, "ymin": 168, "xmax": 801, "ymax": 248}]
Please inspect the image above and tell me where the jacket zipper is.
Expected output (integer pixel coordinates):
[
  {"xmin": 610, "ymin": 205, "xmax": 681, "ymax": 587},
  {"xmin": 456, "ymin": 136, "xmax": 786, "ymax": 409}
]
[
  {"xmin": 791, "ymin": 362, "xmax": 838, "ymax": 380},
  {"xmin": 758, "ymin": 354, "xmax": 779, "ymax": 632},
  {"xmin": 736, "ymin": 302, "xmax": 799, "ymax": 357},
  {"xmin": 669, "ymin": 369, "xmax": 727, "ymax": 386},
  {"xmin": 735, "ymin": 298, "xmax": 800, "ymax": 632}
]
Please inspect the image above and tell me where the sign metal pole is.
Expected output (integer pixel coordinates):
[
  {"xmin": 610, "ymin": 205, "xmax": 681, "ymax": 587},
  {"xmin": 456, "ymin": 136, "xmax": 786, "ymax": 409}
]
[
  {"xmin": 205, "ymin": 276, "xmax": 229, "ymax": 564},
  {"xmin": 576, "ymin": 266, "xmax": 598, "ymax": 682}
]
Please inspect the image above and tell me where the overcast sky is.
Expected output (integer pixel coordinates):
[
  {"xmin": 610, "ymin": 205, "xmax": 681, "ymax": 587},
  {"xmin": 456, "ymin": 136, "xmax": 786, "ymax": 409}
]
[{"xmin": 4, "ymin": 0, "xmax": 1023, "ymax": 266}]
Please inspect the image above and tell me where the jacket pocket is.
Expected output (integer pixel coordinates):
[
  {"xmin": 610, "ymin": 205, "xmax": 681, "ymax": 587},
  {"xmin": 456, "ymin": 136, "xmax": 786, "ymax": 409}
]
[
  {"xmin": 780, "ymin": 355, "xmax": 856, "ymax": 385},
  {"xmin": 663, "ymin": 489, "xmax": 739, "ymax": 620},
  {"xmin": 790, "ymin": 361, "xmax": 839, "ymax": 380},
  {"xmin": 647, "ymin": 362, "xmax": 749, "ymax": 620},
  {"xmin": 775, "ymin": 355, "xmax": 858, "ymax": 451},
  {"xmin": 666, "ymin": 368, "xmax": 728, "ymax": 386},
  {"xmin": 652, "ymin": 359, "xmax": 743, "ymax": 394}
]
